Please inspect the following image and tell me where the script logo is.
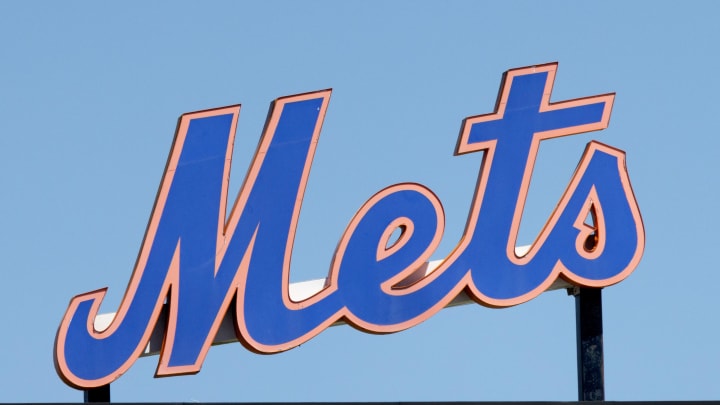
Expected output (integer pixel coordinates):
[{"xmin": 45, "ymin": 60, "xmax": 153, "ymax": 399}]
[{"xmin": 55, "ymin": 63, "xmax": 644, "ymax": 388}]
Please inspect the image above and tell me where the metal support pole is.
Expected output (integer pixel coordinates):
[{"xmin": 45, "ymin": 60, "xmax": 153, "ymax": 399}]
[
  {"xmin": 84, "ymin": 384, "xmax": 110, "ymax": 403},
  {"xmin": 571, "ymin": 287, "xmax": 604, "ymax": 401}
]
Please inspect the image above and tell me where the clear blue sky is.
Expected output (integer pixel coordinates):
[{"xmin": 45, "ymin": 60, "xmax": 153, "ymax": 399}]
[{"xmin": 1, "ymin": 1, "xmax": 718, "ymax": 402}]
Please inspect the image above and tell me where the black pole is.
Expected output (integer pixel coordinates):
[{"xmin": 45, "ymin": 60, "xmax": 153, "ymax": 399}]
[
  {"xmin": 571, "ymin": 287, "xmax": 604, "ymax": 401},
  {"xmin": 84, "ymin": 384, "xmax": 110, "ymax": 403}
]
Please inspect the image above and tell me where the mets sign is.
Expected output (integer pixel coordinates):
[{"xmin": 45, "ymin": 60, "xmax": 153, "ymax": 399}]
[{"xmin": 55, "ymin": 63, "xmax": 644, "ymax": 388}]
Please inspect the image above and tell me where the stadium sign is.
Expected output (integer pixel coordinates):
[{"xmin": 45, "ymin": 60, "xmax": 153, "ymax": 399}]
[{"xmin": 55, "ymin": 63, "xmax": 644, "ymax": 389}]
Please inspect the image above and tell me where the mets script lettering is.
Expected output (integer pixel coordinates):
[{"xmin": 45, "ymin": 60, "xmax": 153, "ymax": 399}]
[{"xmin": 54, "ymin": 63, "xmax": 644, "ymax": 388}]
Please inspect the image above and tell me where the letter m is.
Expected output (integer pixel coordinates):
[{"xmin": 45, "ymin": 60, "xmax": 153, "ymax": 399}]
[{"xmin": 54, "ymin": 90, "xmax": 331, "ymax": 388}]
